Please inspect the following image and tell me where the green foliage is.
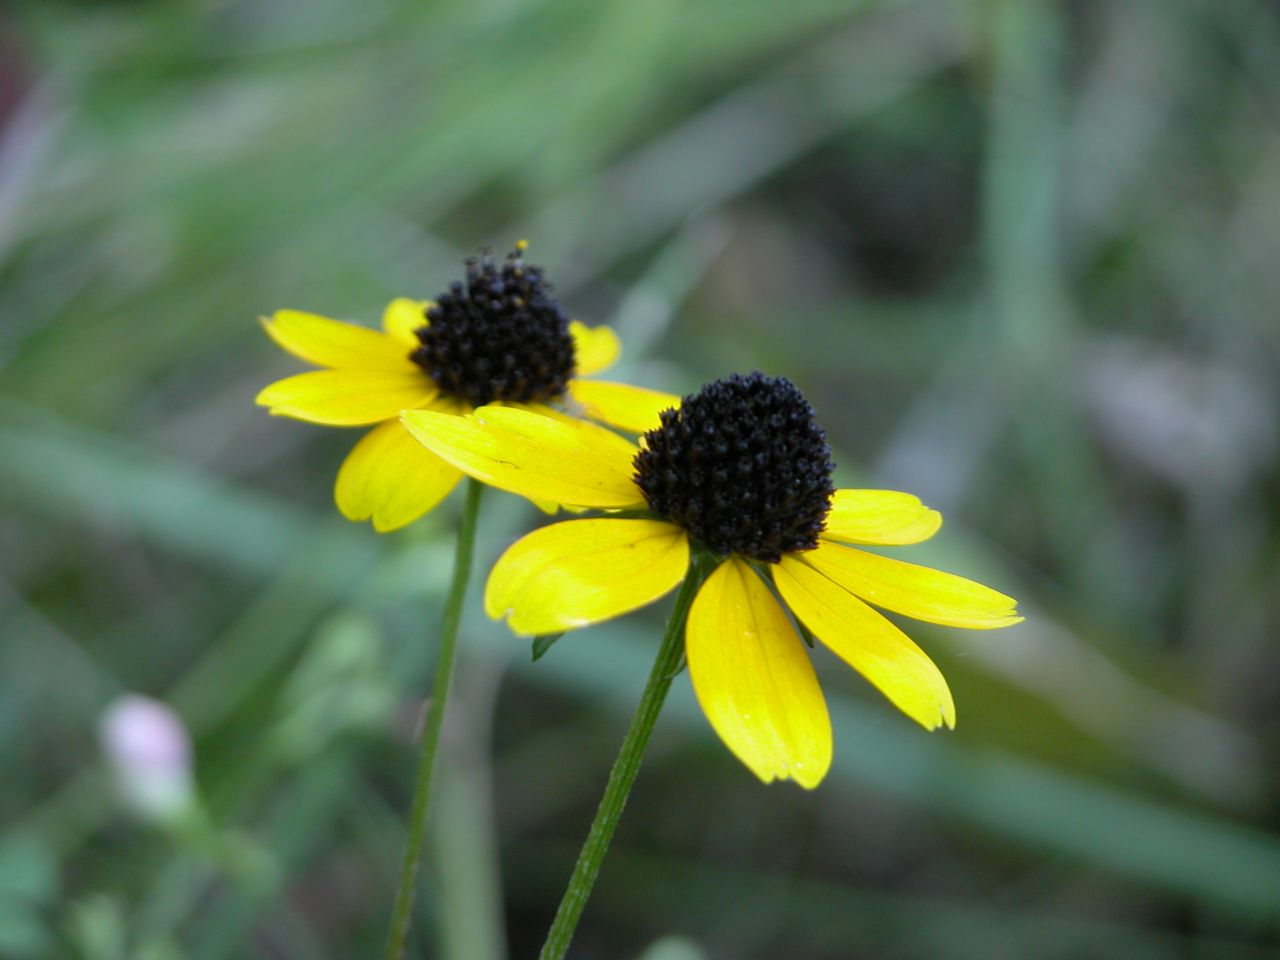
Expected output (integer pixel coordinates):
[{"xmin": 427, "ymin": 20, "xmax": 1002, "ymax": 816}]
[
  {"xmin": 0, "ymin": 835, "xmax": 58, "ymax": 958},
  {"xmin": 531, "ymin": 634, "xmax": 565, "ymax": 662}
]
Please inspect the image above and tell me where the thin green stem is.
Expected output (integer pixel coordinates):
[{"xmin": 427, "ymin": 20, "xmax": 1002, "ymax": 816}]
[
  {"xmin": 385, "ymin": 479, "xmax": 484, "ymax": 960},
  {"xmin": 537, "ymin": 558, "xmax": 708, "ymax": 960}
]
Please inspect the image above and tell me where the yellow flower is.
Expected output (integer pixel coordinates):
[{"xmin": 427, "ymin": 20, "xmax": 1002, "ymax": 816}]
[
  {"xmin": 255, "ymin": 245, "xmax": 678, "ymax": 531},
  {"xmin": 401, "ymin": 373, "xmax": 1022, "ymax": 788}
]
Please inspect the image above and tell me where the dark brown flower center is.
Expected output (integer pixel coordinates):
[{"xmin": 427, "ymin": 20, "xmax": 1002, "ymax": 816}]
[
  {"xmin": 409, "ymin": 244, "xmax": 576, "ymax": 406},
  {"xmin": 633, "ymin": 372, "xmax": 835, "ymax": 563}
]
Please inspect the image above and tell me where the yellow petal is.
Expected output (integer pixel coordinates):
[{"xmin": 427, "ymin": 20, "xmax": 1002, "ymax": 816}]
[
  {"xmin": 569, "ymin": 321, "xmax": 620, "ymax": 376},
  {"xmin": 400, "ymin": 405, "xmax": 645, "ymax": 509},
  {"xmin": 334, "ymin": 421, "xmax": 463, "ymax": 532},
  {"xmin": 822, "ymin": 489, "xmax": 943, "ymax": 545},
  {"xmin": 802, "ymin": 541, "xmax": 1022, "ymax": 630},
  {"xmin": 260, "ymin": 310, "xmax": 413, "ymax": 370},
  {"xmin": 498, "ymin": 402, "xmax": 656, "ymax": 473},
  {"xmin": 501, "ymin": 401, "xmax": 583, "ymax": 426},
  {"xmin": 256, "ymin": 369, "xmax": 438, "ymax": 426},
  {"xmin": 485, "ymin": 519, "xmax": 689, "ymax": 635},
  {"xmin": 686, "ymin": 558, "xmax": 832, "ymax": 789},
  {"xmin": 568, "ymin": 379, "xmax": 680, "ymax": 434},
  {"xmin": 383, "ymin": 298, "xmax": 431, "ymax": 346},
  {"xmin": 527, "ymin": 498, "xmax": 588, "ymax": 515},
  {"xmin": 774, "ymin": 557, "xmax": 955, "ymax": 730}
]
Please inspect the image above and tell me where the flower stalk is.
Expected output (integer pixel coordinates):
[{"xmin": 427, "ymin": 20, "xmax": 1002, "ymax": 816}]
[
  {"xmin": 537, "ymin": 554, "xmax": 710, "ymax": 960},
  {"xmin": 385, "ymin": 479, "xmax": 484, "ymax": 960}
]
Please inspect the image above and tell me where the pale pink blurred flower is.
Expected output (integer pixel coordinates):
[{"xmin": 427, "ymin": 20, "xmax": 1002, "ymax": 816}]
[{"xmin": 99, "ymin": 694, "xmax": 194, "ymax": 822}]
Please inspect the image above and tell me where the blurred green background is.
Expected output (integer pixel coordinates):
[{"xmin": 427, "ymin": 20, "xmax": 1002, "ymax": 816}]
[{"xmin": 3, "ymin": 0, "xmax": 1280, "ymax": 957}]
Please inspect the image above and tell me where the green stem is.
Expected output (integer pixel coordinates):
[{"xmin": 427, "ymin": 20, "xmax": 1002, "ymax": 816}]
[
  {"xmin": 537, "ymin": 559, "xmax": 707, "ymax": 960},
  {"xmin": 385, "ymin": 479, "xmax": 484, "ymax": 960}
]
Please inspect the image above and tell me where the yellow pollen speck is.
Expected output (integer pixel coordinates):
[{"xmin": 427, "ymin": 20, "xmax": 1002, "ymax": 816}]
[{"xmin": 516, "ymin": 238, "xmax": 529, "ymax": 252}]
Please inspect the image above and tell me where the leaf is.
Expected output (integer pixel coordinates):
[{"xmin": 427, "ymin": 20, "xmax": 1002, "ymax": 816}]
[{"xmin": 531, "ymin": 633, "xmax": 565, "ymax": 662}]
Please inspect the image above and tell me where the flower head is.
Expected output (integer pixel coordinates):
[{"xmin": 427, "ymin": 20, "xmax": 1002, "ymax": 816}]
[
  {"xmin": 410, "ymin": 242, "xmax": 576, "ymax": 406},
  {"xmin": 255, "ymin": 244, "xmax": 677, "ymax": 531},
  {"xmin": 99, "ymin": 694, "xmax": 195, "ymax": 822},
  {"xmin": 402, "ymin": 373, "xmax": 1022, "ymax": 788},
  {"xmin": 635, "ymin": 373, "xmax": 835, "ymax": 561}
]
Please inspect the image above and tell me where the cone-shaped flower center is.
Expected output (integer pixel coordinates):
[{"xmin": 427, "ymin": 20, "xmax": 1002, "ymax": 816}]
[
  {"xmin": 634, "ymin": 372, "xmax": 835, "ymax": 563},
  {"xmin": 410, "ymin": 244, "xmax": 576, "ymax": 406}
]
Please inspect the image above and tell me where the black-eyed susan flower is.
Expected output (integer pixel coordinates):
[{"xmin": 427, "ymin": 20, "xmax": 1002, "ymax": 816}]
[
  {"xmin": 400, "ymin": 372, "xmax": 1022, "ymax": 789},
  {"xmin": 256, "ymin": 243, "xmax": 678, "ymax": 531}
]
